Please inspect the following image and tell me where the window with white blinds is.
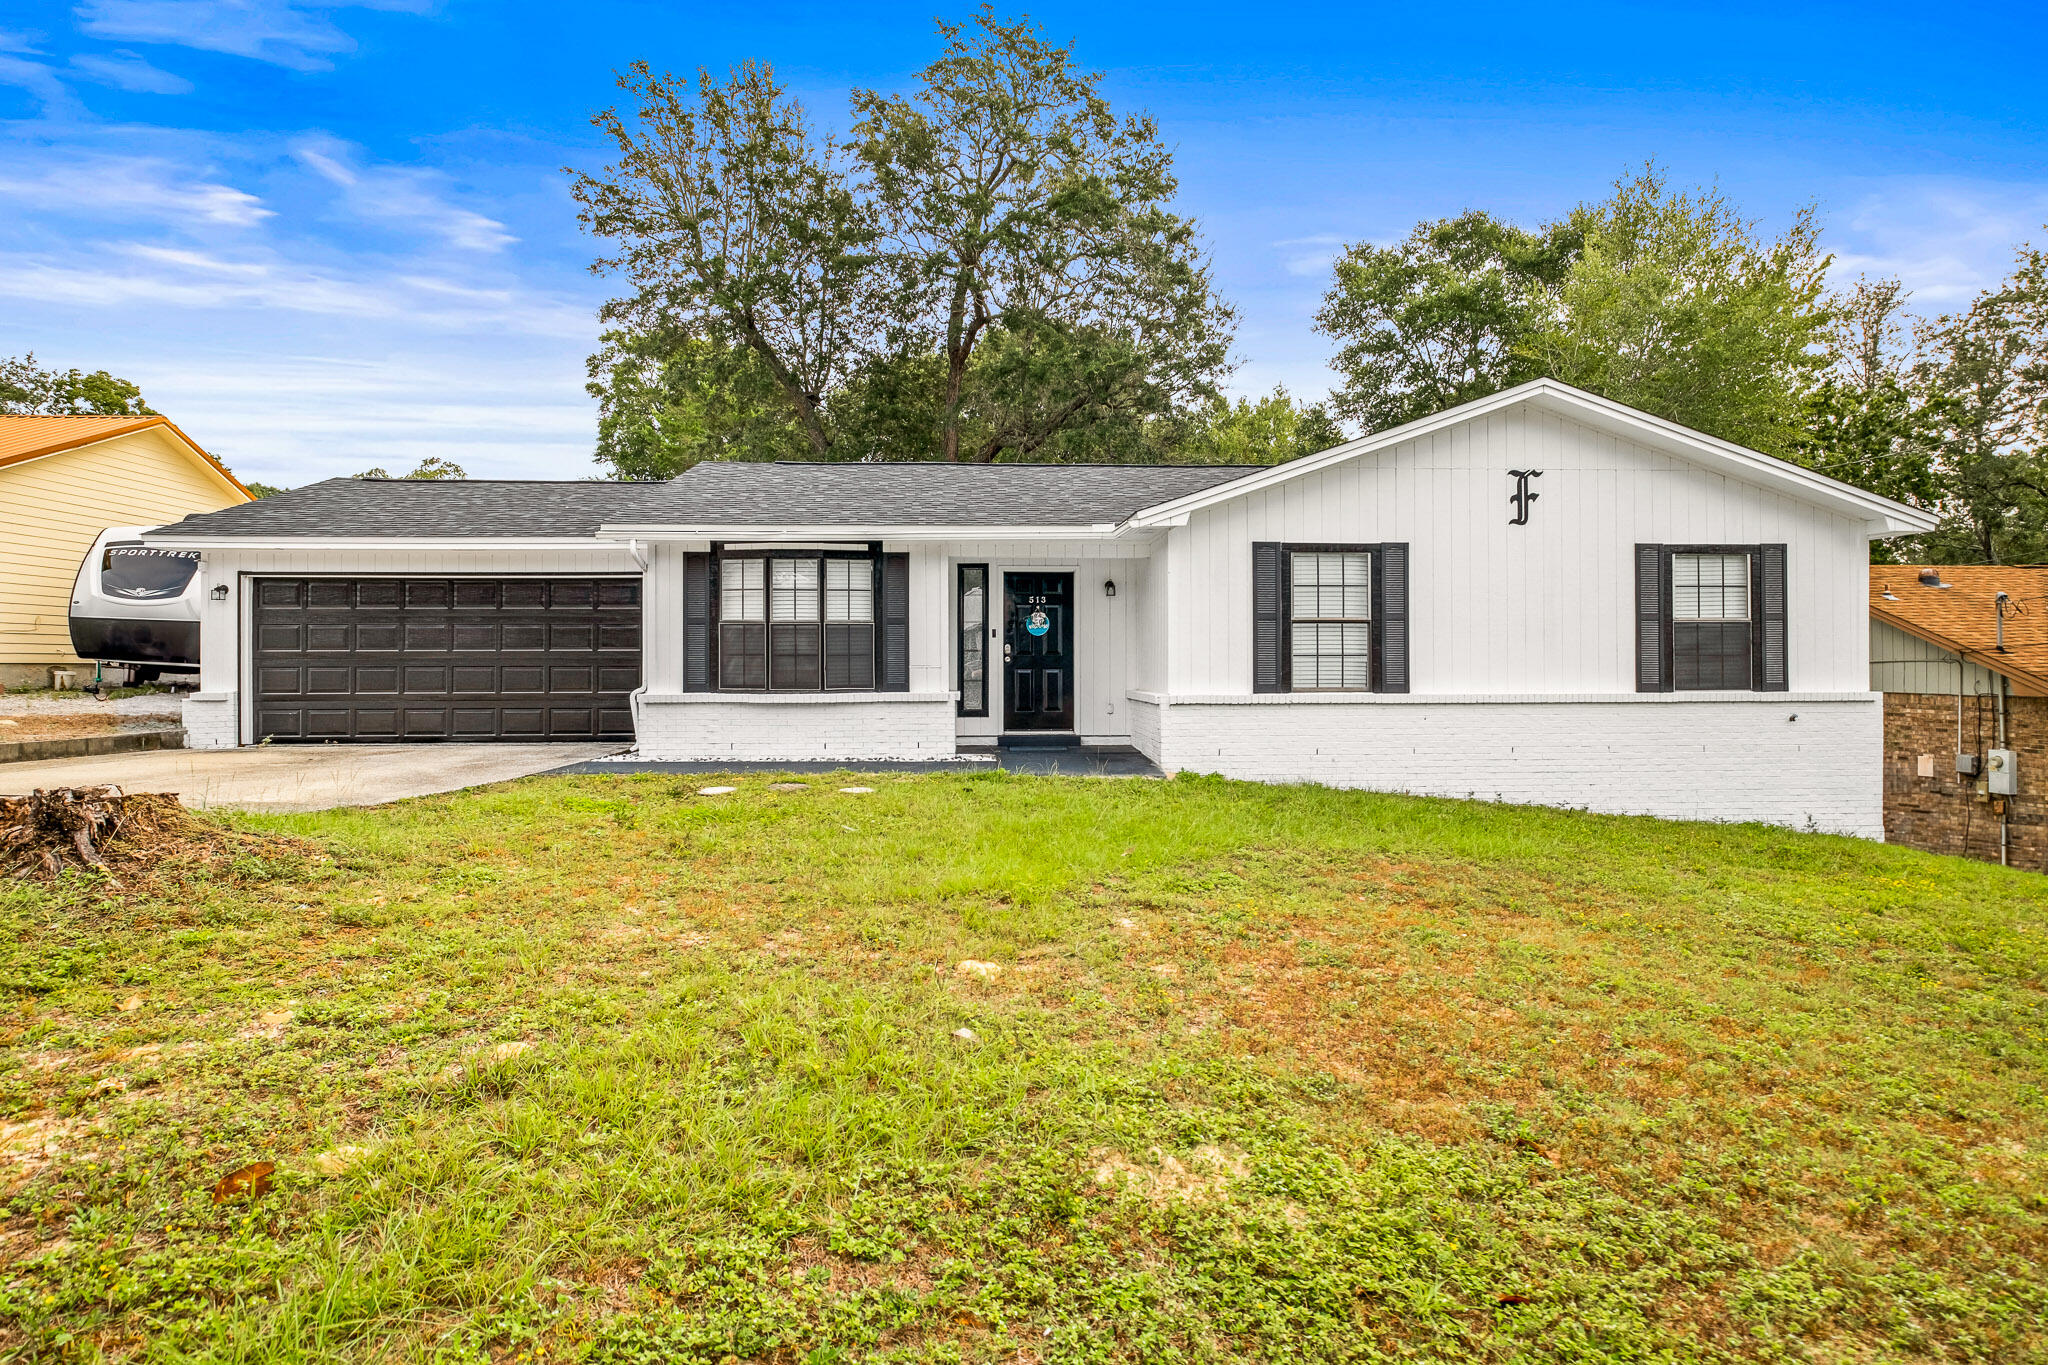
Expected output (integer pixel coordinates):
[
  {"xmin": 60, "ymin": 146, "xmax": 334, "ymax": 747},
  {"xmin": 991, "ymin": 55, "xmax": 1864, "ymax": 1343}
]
[
  {"xmin": 718, "ymin": 554, "xmax": 874, "ymax": 691},
  {"xmin": 1289, "ymin": 550, "xmax": 1373, "ymax": 690}
]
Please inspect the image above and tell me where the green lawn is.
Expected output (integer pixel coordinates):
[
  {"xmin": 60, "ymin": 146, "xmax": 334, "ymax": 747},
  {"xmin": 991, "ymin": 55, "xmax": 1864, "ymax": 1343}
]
[{"xmin": 1, "ymin": 772, "xmax": 2044, "ymax": 1363}]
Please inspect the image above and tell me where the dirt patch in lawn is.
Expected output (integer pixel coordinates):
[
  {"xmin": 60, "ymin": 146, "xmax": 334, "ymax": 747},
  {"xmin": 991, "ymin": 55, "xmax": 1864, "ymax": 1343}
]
[{"xmin": 0, "ymin": 712, "xmax": 180, "ymax": 743}]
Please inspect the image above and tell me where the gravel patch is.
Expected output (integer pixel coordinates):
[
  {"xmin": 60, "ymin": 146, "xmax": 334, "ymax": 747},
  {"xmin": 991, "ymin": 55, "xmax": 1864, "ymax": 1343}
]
[{"xmin": 0, "ymin": 691, "xmax": 186, "ymax": 718}]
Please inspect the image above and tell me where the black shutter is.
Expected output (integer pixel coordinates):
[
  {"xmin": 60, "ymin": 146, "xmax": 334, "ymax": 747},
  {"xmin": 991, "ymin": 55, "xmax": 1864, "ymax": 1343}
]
[
  {"xmin": 1757, "ymin": 543, "xmax": 1788, "ymax": 691},
  {"xmin": 1252, "ymin": 542, "xmax": 1284, "ymax": 693},
  {"xmin": 1635, "ymin": 544, "xmax": 1668, "ymax": 692},
  {"xmin": 1375, "ymin": 542, "xmax": 1409, "ymax": 693},
  {"xmin": 880, "ymin": 553, "xmax": 910, "ymax": 691},
  {"xmin": 683, "ymin": 552, "xmax": 711, "ymax": 692}
]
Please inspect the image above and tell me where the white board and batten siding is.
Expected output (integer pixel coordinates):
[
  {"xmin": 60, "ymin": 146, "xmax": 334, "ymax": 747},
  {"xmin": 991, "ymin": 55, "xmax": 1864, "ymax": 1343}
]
[
  {"xmin": 184, "ymin": 544, "xmax": 641, "ymax": 748},
  {"xmin": 914, "ymin": 539, "xmax": 1155, "ymax": 744},
  {"xmin": 1163, "ymin": 405, "xmax": 1871, "ymax": 696},
  {"xmin": 1141, "ymin": 405, "xmax": 1889, "ymax": 836}
]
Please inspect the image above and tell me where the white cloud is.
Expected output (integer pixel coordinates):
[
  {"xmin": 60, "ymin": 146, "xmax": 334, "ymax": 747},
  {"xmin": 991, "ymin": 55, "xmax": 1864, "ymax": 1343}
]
[
  {"xmin": 74, "ymin": 0, "xmax": 432, "ymax": 73},
  {"xmin": 0, "ymin": 242, "xmax": 586, "ymax": 335},
  {"xmin": 0, "ymin": 28, "xmax": 83, "ymax": 115},
  {"xmin": 1273, "ymin": 232, "xmax": 1347, "ymax": 278},
  {"xmin": 294, "ymin": 135, "xmax": 515, "ymax": 252},
  {"xmin": 1826, "ymin": 178, "xmax": 2048, "ymax": 311},
  {"xmin": 69, "ymin": 48, "xmax": 193, "ymax": 93},
  {"xmin": 0, "ymin": 156, "xmax": 270, "ymax": 225}
]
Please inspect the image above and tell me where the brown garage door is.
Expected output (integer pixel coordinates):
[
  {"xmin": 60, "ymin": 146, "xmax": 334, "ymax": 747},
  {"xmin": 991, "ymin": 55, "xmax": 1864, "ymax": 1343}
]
[{"xmin": 252, "ymin": 577, "xmax": 640, "ymax": 742}]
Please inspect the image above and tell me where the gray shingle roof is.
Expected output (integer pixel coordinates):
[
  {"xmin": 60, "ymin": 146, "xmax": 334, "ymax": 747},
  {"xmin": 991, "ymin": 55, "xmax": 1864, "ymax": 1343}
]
[
  {"xmin": 147, "ymin": 463, "xmax": 1265, "ymax": 539},
  {"xmin": 628, "ymin": 461, "xmax": 1262, "ymax": 527},
  {"xmin": 148, "ymin": 478, "xmax": 667, "ymax": 539}
]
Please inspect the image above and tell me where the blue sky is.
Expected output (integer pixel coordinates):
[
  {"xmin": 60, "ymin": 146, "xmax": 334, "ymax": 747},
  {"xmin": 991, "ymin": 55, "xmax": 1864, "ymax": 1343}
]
[{"xmin": 4, "ymin": 1, "xmax": 2046, "ymax": 486}]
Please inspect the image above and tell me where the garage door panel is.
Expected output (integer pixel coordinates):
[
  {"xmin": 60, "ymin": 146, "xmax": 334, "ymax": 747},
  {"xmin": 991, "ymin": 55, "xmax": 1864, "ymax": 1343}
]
[
  {"xmin": 407, "ymin": 582, "xmax": 452, "ymax": 610},
  {"xmin": 547, "ymin": 707, "xmax": 596, "ymax": 735},
  {"xmin": 258, "ymin": 665, "xmax": 302, "ymax": 695},
  {"xmin": 252, "ymin": 576, "xmax": 638, "ymax": 743},
  {"xmin": 306, "ymin": 666, "xmax": 353, "ymax": 694},
  {"xmin": 550, "ymin": 582, "xmax": 596, "ymax": 609},
  {"xmin": 501, "ymin": 581, "xmax": 547, "ymax": 609},
  {"xmin": 549, "ymin": 622, "xmax": 594, "ymax": 650},
  {"xmin": 550, "ymin": 665, "xmax": 594, "ymax": 693}
]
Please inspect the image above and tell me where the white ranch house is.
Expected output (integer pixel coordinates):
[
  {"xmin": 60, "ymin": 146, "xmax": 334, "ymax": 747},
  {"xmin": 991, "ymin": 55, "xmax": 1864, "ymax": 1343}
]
[{"xmin": 146, "ymin": 380, "xmax": 1936, "ymax": 835}]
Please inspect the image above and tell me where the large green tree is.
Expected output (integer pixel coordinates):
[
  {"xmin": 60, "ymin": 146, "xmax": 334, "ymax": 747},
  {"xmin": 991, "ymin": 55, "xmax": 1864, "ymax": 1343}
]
[
  {"xmin": 1, "ymin": 353, "xmax": 153, "ymax": 416},
  {"xmin": 1789, "ymin": 277, "xmax": 1942, "ymax": 550},
  {"xmin": 574, "ymin": 58, "xmax": 878, "ymax": 465},
  {"xmin": 1908, "ymin": 247, "xmax": 2048, "ymax": 563},
  {"xmin": 1316, "ymin": 168, "xmax": 1834, "ymax": 460},
  {"xmin": 850, "ymin": 9, "xmax": 1233, "ymax": 462},
  {"xmin": 1314, "ymin": 211, "xmax": 1581, "ymax": 433},
  {"xmin": 572, "ymin": 9, "xmax": 1234, "ymax": 473},
  {"xmin": 1528, "ymin": 168, "xmax": 1833, "ymax": 459}
]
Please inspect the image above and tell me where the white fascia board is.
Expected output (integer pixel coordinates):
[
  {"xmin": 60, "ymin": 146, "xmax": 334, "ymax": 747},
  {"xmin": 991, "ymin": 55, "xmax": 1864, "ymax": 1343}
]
[
  {"xmin": 596, "ymin": 523, "xmax": 1129, "ymax": 542},
  {"xmin": 1122, "ymin": 379, "xmax": 1943, "ymax": 535},
  {"xmin": 138, "ymin": 536, "xmax": 631, "ymax": 554}
]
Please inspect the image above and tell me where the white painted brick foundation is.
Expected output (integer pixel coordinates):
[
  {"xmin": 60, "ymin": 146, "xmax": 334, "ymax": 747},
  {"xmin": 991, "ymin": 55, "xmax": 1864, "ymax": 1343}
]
[
  {"xmin": 633, "ymin": 692, "xmax": 959, "ymax": 761},
  {"xmin": 183, "ymin": 692, "xmax": 238, "ymax": 750},
  {"xmin": 1133, "ymin": 691, "xmax": 1883, "ymax": 836}
]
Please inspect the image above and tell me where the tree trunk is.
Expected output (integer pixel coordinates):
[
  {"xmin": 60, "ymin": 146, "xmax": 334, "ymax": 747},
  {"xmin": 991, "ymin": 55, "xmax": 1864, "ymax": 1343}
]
[{"xmin": 739, "ymin": 317, "xmax": 833, "ymax": 457}]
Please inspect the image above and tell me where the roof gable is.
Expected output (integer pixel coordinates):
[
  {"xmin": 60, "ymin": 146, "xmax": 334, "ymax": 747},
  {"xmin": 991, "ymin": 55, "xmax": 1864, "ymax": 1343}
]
[
  {"xmin": 0, "ymin": 414, "xmax": 252, "ymax": 500},
  {"xmin": 1126, "ymin": 380, "xmax": 1940, "ymax": 536}
]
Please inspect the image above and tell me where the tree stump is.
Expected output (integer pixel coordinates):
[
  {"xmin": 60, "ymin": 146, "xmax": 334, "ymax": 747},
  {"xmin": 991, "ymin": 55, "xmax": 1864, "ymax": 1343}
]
[{"xmin": 0, "ymin": 786, "xmax": 167, "ymax": 882}]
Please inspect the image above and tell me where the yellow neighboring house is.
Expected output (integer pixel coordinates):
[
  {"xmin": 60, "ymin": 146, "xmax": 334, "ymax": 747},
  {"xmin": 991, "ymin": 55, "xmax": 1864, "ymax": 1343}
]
[{"xmin": 0, "ymin": 415, "xmax": 252, "ymax": 688}]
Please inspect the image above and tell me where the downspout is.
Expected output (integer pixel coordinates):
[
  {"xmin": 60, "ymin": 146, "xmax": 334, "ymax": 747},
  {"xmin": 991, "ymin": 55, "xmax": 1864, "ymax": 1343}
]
[
  {"xmin": 1996, "ymin": 673, "xmax": 2010, "ymax": 868},
  {"xmin": 622, "ymin": 536, "xmax": 647, "ymax": 749}
]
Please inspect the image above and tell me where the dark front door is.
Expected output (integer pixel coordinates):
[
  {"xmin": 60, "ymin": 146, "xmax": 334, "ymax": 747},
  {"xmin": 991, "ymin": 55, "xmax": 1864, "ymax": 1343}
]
[{"xmin": 1003, "ymin": 571, "xmax": 1074, "ymax": 731}]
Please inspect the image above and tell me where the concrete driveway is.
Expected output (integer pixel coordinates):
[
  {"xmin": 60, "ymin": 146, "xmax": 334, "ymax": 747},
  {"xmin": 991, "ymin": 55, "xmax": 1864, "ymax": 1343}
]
[{"xmin": 0, "ymin": 743, "xmax": 620, "ymax": 812}]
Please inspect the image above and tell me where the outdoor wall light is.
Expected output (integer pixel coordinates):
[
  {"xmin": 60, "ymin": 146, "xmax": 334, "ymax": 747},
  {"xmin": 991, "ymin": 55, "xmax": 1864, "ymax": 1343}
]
[
  {"xmin": 1103, "ymin": 579, "xmax": 1116, "ymax": 597},
  {"xmin": 211, "ymin": 584, "xmax": 230, "ymax": 601}
]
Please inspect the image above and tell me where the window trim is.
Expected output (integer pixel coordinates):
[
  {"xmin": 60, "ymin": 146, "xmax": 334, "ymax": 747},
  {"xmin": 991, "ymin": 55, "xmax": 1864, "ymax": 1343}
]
[
  {"xmin": 1278, "ymin": 542, "xmax": 1385, "ymax": 694},
  {"xmin": 956, "ymin": 562, "xmax": 990, "ymax": 717},
  {"xmin": 710, "ymin": 543, "xmax": 883, "ymax": 693},
  {"xmin": 1661, "ymin": 543, "xmax": 1764, "ymax": 692}
]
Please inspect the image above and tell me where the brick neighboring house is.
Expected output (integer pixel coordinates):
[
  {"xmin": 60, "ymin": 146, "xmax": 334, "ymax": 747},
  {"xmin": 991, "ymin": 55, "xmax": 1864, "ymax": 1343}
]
[{"xmin": 1870, "ymin": 565, "xmax": 2047, "ymax": 871}]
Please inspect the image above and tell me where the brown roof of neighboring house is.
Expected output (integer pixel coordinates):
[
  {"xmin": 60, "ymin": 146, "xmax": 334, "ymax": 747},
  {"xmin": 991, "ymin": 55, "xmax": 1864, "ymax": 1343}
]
[
  {"xmin": 0, "ymin": 413, "xmax": 252, "ymax": 497},
  {"xmin": 1870, "ymin": 564, "xmax": 2048, "ymax": 696}
]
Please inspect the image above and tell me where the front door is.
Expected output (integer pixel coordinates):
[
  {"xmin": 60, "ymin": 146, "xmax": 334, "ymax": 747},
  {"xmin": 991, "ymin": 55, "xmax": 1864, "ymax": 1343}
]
[{"xmin": 1003, "ymin": 571, "xmax": 1074, "ymax": 731}]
